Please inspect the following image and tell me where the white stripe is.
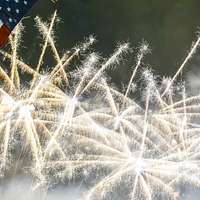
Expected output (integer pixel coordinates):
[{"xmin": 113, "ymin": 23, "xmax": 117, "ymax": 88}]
[{"xmin": 0, "ymin": 20, "xmax": 3, "ymax": 28}]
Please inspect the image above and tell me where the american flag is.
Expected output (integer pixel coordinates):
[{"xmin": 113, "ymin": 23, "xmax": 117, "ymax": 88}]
[{"xmin": 0, "ymin": 0, "xmax": 38, "ymax": 47}]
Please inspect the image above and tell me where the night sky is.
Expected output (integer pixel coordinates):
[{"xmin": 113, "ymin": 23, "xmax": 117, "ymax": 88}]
[{"xmin": 17, "ymin": 0, "xmax": 200, "ymax": 85}]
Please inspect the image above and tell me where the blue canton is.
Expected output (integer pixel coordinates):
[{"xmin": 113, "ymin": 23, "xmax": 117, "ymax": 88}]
[{"xmin": 0, "ymin": 0, "xmax": 38, "ymax": 30}]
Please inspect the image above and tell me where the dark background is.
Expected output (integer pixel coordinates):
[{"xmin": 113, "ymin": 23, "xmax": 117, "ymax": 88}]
[{"xmin": 18, "ymin": 0, "xmax": 200, "ymax": 85}]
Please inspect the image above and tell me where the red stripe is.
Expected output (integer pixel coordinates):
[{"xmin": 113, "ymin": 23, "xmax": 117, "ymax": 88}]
[{"xmin": 0, "ymin": 24, "xmax": 10, "ymax": 48}]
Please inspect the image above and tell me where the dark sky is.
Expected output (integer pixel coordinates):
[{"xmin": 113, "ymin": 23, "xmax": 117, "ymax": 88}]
[{"xmin": 18, "ymin": 0, "xmax": 200, "ymax": 84}]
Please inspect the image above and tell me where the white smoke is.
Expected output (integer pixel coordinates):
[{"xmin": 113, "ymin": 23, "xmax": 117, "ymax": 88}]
[
  {"xmin": 187, "ymin": 68, "xmax": 200, "ymax": 95},
  {"xmin": 0, "ymin": 176, "xmax": 86, "ymax": 200},
  {"xmin": 180, "ymin": 185, "xmax": 200, "ymax": 200}
]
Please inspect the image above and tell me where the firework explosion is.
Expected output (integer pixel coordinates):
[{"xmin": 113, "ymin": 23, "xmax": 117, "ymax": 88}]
[{"xmin": 0, "ymin": 11, "xmax": 200, "ymax": 200}]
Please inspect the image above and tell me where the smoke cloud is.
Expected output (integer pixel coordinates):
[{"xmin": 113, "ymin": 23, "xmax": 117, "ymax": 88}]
[
  {"xmin": 0, "ymin": 176, "xmax": 86, "ymax": 200},
  {"xmin": 186, "ymin": 68, "xmax": 200, "ymax": 95}
]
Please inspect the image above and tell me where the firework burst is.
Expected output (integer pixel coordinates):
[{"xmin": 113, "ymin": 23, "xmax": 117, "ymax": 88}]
[{"xmin": 0, "ymin": 11, "xmax": 200, "ymax": 200}]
